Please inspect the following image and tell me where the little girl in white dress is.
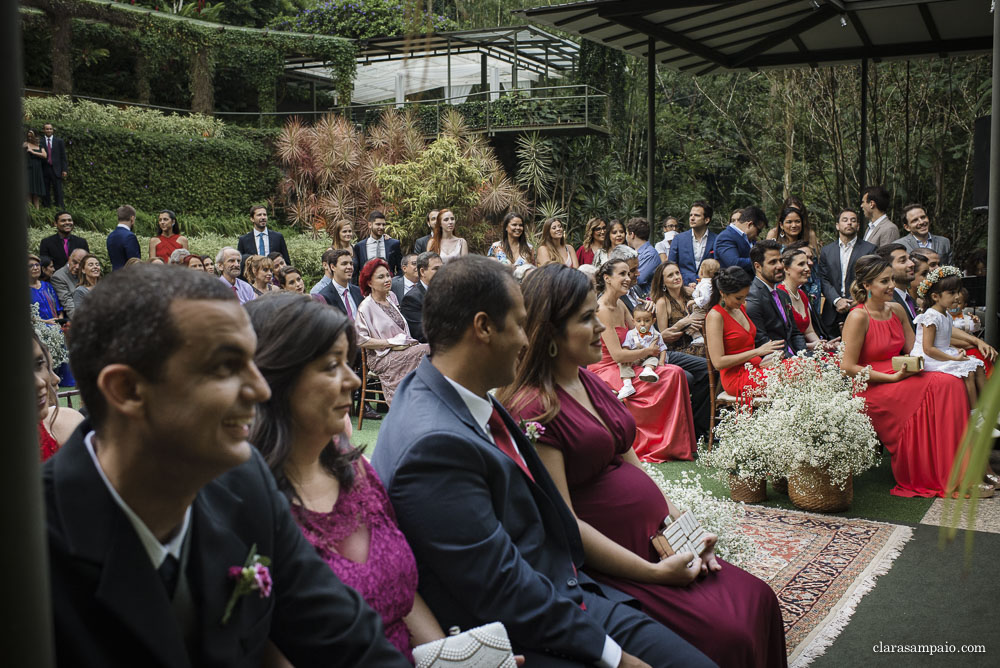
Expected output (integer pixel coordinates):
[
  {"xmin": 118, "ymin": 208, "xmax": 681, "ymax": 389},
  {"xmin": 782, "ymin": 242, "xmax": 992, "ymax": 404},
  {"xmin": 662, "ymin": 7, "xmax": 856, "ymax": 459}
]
[{"xmin": 910, "ymin": 266, "xmax": 987, "ymax": 408}]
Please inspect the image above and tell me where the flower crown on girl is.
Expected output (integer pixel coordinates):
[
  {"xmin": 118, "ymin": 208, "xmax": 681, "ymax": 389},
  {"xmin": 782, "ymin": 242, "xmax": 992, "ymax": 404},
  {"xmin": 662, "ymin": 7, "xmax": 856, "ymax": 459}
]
[{"xmin": 915, "ymin": 265, "xmax": 962, "ymax": 300}]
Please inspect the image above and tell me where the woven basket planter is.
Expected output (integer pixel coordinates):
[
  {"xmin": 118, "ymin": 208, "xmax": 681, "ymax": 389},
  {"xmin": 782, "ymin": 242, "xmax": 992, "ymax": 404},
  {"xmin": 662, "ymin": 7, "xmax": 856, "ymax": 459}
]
[
  {"xmin": 728, "ymin": 475, "xmax": 767, "ymax": 503},
  {"xmin": 788, "ymin": 465, "xmax": 853, "ymax": 513}
]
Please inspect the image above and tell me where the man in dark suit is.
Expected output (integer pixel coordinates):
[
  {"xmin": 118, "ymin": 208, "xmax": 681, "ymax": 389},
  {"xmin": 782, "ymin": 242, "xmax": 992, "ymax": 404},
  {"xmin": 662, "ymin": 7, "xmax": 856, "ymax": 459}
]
[
  {"xmin": 412, "ymin": 209, "xmax": 438, "ymax": 255},
  {"xmin": 372, "ymin": 256, "xmax": 713, "ymax": 668},
  {"xmin": 745, "ymin": 239, "xmax": 806, "ymax": 356},
  {"xmin": 237, "ymin": 205, "xmax": 291, "ymax": 266},
  {"xmin": 317, "ymin": 249, "xmax": 362, "ymax": 318},
  {"xmin": 876, "ymin": 242, "xmax": 917, "ymax": 330},
  {"xmin": 715, "ymin": 206, "xmax": 764, "ymax": 274},
  {"xmin": 45, "ymin": 265, "xmax": 407, "ymax": 668},
  {"xmin": 668, "ymin": 200, "xmax": 717, "ymax": 287},
  {"xmin": 41, "ymin": 123, "xmax": 68, "ymax": 207},
  {"xmin": 40, "ymin": 211, "xmax": 89, "ymax": 270},
  {"xmin": 353, "ymin": 211, "xmax": 402, "ymax": 282},
  {"xmin": 106, "ymin": 204, "xmax": 141, "ymax": 270},
  {"xmin": 399, "ymin": 252, "xmax": 442, "ymax": 344},
  {"xmin": 817, "ymin": 208, "xmax": 876, "ymax": 334},
  {"xmin": 391, "ymin": 253, "xmax": 419, "ymax": 302}
]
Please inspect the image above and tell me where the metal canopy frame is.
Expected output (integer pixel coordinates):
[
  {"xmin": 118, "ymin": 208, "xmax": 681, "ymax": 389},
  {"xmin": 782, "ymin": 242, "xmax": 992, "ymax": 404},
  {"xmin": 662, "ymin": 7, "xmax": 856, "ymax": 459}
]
[{"xmin": 518, "ymin": 0, "xmax": 998, "ymax": 346}]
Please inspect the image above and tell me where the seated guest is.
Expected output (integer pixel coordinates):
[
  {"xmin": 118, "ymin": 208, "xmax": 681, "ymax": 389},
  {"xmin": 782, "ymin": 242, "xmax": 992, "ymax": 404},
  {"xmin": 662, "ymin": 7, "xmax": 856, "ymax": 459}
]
[
  {"xmin": 276, "ymin": 266, "xmax": 304, "ymax": 293},
  {"xmin": 33, "ymin": 331, "xmax": 84, "ymax": 460},
  {"xmin": 908, "ymin": 251, "xmax": 932, "ymax": 311},
  {"xmin": 715, "ymin": 206, "xmax": 764, "ymax": 273},
  {"xmin": 391, "ymin": 253, "xmax": 419, "ymax": 302},
  {"xmin": 875, "ymin": 243, "xmax": 917, "ymax": 330},
  {"xmin": 29, "ymin": 253, "xmax": 64, "ymax": 325},
  {"xmin": 784, "ymin": 239, "xmax": 822, "ymax": 316},
  {"xmin": 217, "ymin": 246, "xmax": 256, "ymax": 304},
  {"xmin": 898, "ymin": 203, "xmax": 952, "ymax": 265},
  {"xmin": 669, "ymin": 202, "xmax": 716, "ymax": 288},
  {"xmin": 51, "ymin": 248, "xmax": 88, "ymax": 319},
  {"xmin": 650, "ymin": 262, "xmax": 701, "ymax": 356},
  {"xmin": 608, "ymin": 244, "xmax": 645, "ymax": 313},
  {"xmin": 168, "ymin": 249, "xmax": 191, "ymax": 265},
  {"xmin": 399, "ymin": 251, "xmax": 442, "ymax": 344},
  {"xmin": 180, "ymin": 254, "xmax": 204, "ymax": 271},
  {"xmin": 766, "ymin": 205, "xmax": 819, "ymax": 253},
  {"xmin": 317, "ymin": 249, "xmax": 363, "ymax": 318},
  {"xmin": 40, "ymin": 255, "xmax": 56, "ymax": 282},
  {"xmin": 244, "ymin": 254, "xmax": 279, "ymax": 296},
  {"xmin": 626, "ymin": 217, "xmax": 661, "ymax": 293},
  {"xmin": 246, "ymin": 294, "xmax": 445, "ymax": 663},
  {"xmin": 778, "ymin": 248, "xmax": 837, "ymax": 349},
  {"xmin": 817, "ymin": 208, "xmax": 876, "ymax": 334},
  {"xmin": 412, "ymin": 209, "xmax": 437, "ymax": 255},
  {"xmin": 840, "ymin": 255, "xmax": 989, "ymax": 498},
  {"xmin": 353, "ymin": 211, "xmax": 402, "ymax": 279},
  {"xmin": 502, "ymin": 264, "xmax": 787, "ymax": 668},
  {"xmin": 608, "ymin": 218, "xmax": 627, "ymax": 248},
  {"xmin": 40, "ymin": 210, "xmax": 90, "ymax": 270},
  {"xmin": 149, "ymin": 210, "xmax": 188, "ymax": 264},
  {"xmin": 964, "ymin": 248, "xmax": 987, "ymax": 277},
  {"xmin": 268, "ymin": 252, "xmax": 286, "ymax": 287},
  {"xmin": 372, "ymin": 255, "xmax": 715, "ymax": 668},
  {"xmin": 428, "ymin": 208, "xmax": 469, "ymax": 263},
  {"xmin": 46, "ymin": 265, "xmax": 409, "ymax": 667},
  {"xmin": 356, "ymin": 259, "xmax": 429, "ymax": 405},
  {"xmin": 201, "ymin": 255, "xmax": 215, "ymax": 275},
  {"xmin": 71, "ymin": 253, "xmax": 102, "ymax": 311},
  {"xmin": 655, "ymin": 216, "xmax": 679, "ymax": 262},
  {"xmin": 615, "ymin": 305, "xmax": 667, "ymax": 401},
  {"xmin": 745, "ymin": 239, "xmax": 806, "ymax": 356},
  {"xmin": 576, "ymin": 217, "xmax": 609, "ymax": 267},
  {"xmin": 311, "ymin": 249, "xmax": 339, "ymax": 295},
  {"xmin": 705, "ymin": 266, "xmax": 785, "ymax": 398},
  {"xmin": 535, "ymin": 217, "xmax": 578, "ymax": 268},
  {"xmin": 684, "ymin": 258, "xmax": 721, "ymax": 346},
  {"xmin": 488, "ymin": 212, "xmax": 533, "ymax": 266},
  {"xmin": 591, "ymin": 259, "xmax": 696, "ymax": 462}
]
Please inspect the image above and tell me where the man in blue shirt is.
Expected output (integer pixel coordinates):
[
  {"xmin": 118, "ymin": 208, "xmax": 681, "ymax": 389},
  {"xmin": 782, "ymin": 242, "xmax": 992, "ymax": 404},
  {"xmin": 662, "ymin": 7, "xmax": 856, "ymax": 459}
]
[{"xmin": 626, "ymin": 217, "xmax": 661, "ymax": 294}]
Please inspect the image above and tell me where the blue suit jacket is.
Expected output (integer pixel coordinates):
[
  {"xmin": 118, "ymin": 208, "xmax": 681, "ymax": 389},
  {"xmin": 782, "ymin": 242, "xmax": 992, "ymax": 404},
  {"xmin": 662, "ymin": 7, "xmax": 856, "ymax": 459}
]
[
  {"xmin": 106, "ymin": 226, "xmax": 141, "ymax": 271},
  {"xmin": 371, "ymin": 359, "xmax": 631, "ymax": 663},
  {"xmin": 714, "ymin": 225, "xmax": 752, "ymax": 273},
  {"xmin": 667, "ymin": 229, "xmax": 717, "ymax": 284}
]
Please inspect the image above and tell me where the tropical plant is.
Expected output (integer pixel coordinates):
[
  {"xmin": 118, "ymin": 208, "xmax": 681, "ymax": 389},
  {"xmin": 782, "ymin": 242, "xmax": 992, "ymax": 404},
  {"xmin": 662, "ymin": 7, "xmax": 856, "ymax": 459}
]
[{"xmin": 515, "ymin": 132, "xmax": 554, "ymax": 204}]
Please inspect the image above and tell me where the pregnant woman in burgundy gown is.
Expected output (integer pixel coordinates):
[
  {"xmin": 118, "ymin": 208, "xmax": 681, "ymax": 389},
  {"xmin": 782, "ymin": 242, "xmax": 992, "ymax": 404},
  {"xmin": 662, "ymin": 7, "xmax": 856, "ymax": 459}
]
[{"xmin": 501, "ymin": 265, "xmax": 786, "ymax": 668}]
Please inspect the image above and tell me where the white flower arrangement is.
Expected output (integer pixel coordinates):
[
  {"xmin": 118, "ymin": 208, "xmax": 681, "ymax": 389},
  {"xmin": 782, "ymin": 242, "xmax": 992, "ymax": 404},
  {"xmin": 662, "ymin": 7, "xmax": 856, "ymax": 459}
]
[
  {"xmin": 702, "ymin": 348, "xmax": 880, "ymax": 490},
  {"xmin": 31, "ymin": 302, "xmax": 69, "ymax": 369},
  {"xmin": 642, "ymin": 464, "xmax": 766, "ymax": 569}
]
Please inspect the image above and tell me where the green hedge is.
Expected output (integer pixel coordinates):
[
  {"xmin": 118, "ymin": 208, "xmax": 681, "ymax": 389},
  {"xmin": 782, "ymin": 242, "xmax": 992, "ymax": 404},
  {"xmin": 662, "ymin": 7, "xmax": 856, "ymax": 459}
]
[{"xmin": 26, "ymin": 228, "xmax": 331, "ymax": 288}]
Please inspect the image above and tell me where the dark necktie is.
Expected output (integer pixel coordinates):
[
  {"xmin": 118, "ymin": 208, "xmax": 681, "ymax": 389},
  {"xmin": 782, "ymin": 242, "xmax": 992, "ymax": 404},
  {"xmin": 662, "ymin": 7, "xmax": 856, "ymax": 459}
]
[
  {"xmin": 342, "ymin": 288, "xmax": 354, "ymax": 320},
  {"xmin": 771, "ymin": 290, "xmax": 794, "ymax": 355},
  {"xmin": 258, "ymin": 232, "xmax": 266, "ymax": 256},
  {"xmin": 904, "ymin": 294, "xmax": 917, "ymax": 318},
  {"xmin": 487, "ymin": 407, "xmax": 534, "ymax": 482},
  {"xmin": 158, "ymin": 554, "xmax": 180, "ymax": 599},
  {"xmin": 47, "ymin": 137, "xmax": 53, "ymax": 165}
]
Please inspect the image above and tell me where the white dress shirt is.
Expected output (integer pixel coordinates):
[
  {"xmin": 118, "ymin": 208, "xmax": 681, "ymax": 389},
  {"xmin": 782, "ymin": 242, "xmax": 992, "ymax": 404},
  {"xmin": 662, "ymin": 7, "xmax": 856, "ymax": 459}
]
[
  {"xmin": 691, "ymin": 229, "xmax": 709, "ymax": 265},
  {"xmin": 404, "ymin": 277, "xmax": 417, "ymax": 294},
  {"xmin": 838, "ymin": 237, "xmax": 857, "ymax": 296},
  {"xmin": 864, "ymin": 215, "xmax": 887, "ymax": 242},
  {"xmin": 442, "ymin": 374, "xmax": 622, "ymax": 668},
  {"xmin": 366, "ymin": 235, "xmax": 385, "ymax": 260},
  {"xmin": 332, "ymin": 279, "xmax": 357, "ymax": 316},
  {"xmin": 254, "ymin": 228, "xmax": 270, "ymax": 256}
]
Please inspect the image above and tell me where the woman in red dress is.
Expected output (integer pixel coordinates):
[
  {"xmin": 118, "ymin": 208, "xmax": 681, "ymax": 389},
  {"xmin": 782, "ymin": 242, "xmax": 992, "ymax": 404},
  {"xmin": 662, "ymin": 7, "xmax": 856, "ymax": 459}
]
[
  {"xmin": 589, "ymin": 259, "xmax": 695, "ymax": 461},
  {"xmin": 705, "ymin": 266, "xmax": 785, "ymax": 398},
  {"xmin": 148, "ymin": 209, "xmax": 188, "ymax": 263},
  {"xmin": 840, "ymin": 255, "xmax": 991, "ymax": 498},
  {"xmin": 500, "ymin": 264, "xmax": 786, "ymax": 668}
]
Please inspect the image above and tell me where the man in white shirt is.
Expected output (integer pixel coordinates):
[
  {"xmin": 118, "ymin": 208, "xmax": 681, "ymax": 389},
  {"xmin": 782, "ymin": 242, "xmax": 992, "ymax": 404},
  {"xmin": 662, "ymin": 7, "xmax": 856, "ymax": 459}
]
[
  {"xmin": 317, "ymin": 249, "xmax": 362, "ymax": 319},
  {"xmin": 372, "ymin": 255, "xmax": 713, "ymax": 668},
  {"xmin": 897, "ymin": 203, "xmax": 952, "ymax": 265},
  {"xmin": 237, "ymin": 205, "xmax": 291, "ymax": 266},
  {"xmin": 353, "ymin": 210, "xmax": 402, "ymax": 280},
  {"xmin": 817, "ymin": 208, "xmax": 876, "ymax": 333},
  {"xmin": 43, "ymin": 264, "xmax": 409, "ymax": 667},
  {"xmin": 861, "ymin": 185, "xmax": 900, "ymax": 247}
]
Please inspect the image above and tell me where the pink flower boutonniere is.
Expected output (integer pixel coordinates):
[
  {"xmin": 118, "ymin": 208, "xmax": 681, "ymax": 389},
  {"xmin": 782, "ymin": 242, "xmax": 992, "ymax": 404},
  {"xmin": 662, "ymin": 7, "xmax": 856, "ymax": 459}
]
[
  {"xmin": 221, "ymin": 543, "xmax": 272, "ymax": 625},
  {"xmin": 519, "ymin": 420, "xmax": 545, "ymax": 446}
]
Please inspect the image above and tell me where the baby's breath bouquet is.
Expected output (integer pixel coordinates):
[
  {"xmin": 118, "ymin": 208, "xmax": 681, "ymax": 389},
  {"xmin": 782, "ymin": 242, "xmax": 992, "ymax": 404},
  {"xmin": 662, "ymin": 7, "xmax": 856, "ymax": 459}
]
[{"xmin": 31, "ymin": 302, "xmax": 69, "ymax": 369}]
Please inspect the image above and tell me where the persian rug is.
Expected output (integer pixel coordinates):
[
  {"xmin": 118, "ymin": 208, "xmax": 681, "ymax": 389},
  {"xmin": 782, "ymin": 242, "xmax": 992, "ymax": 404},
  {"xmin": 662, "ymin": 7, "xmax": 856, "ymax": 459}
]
[{"xmin": 739, "ymin": 506, "xmax": 913, "ymax": 667}]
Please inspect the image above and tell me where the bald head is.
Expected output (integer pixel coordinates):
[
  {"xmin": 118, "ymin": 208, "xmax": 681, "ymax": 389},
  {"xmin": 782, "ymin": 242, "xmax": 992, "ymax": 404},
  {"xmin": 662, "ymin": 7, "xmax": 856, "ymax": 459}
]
[{"xmin": 68, "ymin": 248, "xmax": 88, "ymax": 277}]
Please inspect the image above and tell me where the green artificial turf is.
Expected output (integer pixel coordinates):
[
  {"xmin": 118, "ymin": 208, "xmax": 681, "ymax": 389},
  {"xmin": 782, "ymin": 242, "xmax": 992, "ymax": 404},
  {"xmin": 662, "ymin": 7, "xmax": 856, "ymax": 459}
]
[{"xmin": 651, "ymin": 455, "xmax": 935, "ymax": 525}]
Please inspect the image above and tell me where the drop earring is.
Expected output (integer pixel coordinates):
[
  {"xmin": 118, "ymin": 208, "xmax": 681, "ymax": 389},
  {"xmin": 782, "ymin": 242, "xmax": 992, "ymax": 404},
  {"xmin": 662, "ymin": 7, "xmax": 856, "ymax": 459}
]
[{"xmin": 549, "ymin": 341, "xmax": 558, "ymax": 357}]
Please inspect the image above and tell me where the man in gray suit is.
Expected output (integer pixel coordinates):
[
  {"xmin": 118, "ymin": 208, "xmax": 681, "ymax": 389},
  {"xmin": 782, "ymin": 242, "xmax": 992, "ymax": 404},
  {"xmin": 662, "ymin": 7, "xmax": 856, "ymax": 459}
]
[
  {"xmin": 861, "ymin": 185, "xmax": 899, "ymax": 247},
  {"xmin": 897, "ymin": 203, "xmax": 952, "ymax": 265},
  {"xmin": 50, "ymin": 248, "xmax": 88, "ymax": 319},
  {"xmin": 391, "ymin": 253, "xmax": 419, "ymax": 302}
]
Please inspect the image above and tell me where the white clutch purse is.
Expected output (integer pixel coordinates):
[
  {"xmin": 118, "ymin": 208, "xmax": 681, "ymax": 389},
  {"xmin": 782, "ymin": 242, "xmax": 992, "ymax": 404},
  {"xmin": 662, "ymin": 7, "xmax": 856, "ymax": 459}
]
[{"xmin": 413, "ymin": 623, "xmax": 517, "ymax": 668}]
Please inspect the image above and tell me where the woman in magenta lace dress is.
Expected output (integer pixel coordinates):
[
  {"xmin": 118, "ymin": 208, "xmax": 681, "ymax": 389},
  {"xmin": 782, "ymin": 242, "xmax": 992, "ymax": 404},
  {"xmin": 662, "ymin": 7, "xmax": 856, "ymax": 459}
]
[
  {"xmin": 247, "ymin": 293, "xmax": 443, "ymax": 663},
  {"xmin": 501, "ymin": 265, "xmax": 786, "ymax": 668}
]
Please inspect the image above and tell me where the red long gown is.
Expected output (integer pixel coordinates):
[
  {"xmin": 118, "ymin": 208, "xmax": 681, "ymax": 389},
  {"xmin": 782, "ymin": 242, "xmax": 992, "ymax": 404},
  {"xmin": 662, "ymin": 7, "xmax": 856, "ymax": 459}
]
[
  {"xmin": 853, "ymin": 307, "xmax": 969, "ymax": 497},
  {"xmin": 512, "ymin": 370, "xmax": 787, "ymax": 668},
  {"xmin": 587, "ymin": 326, "xmax": 695, "ymax": 462}
]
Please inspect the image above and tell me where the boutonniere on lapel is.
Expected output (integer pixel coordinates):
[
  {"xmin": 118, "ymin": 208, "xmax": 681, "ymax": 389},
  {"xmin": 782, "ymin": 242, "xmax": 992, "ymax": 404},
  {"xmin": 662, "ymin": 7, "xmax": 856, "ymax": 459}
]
[
  {"xmin": 519, "ymin": 420, "xmax": 545, "ymax": 446},
  {"xmin": 221, "ymin": 543, "xmax": 272, "ymax": 625}
]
